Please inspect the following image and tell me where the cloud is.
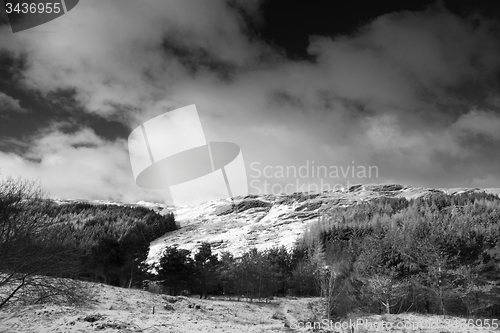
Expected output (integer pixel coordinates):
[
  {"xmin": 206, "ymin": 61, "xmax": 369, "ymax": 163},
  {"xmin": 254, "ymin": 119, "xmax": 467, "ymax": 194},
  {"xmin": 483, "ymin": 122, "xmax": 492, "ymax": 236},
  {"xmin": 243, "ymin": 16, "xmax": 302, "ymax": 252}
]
[
  {"xmin": 361, "ymin": 10, "xmax": 500, "ymax": 88},
  {"xmin": 452, "ymin": 110, "xmax": 500, "ymax": 141},
  {"xmin": 307, "ymin": 8, "xmax": 500, "ymax": 114},
  {"xmin": 0, "ymin": 124, "xmax": 166, "ymax": 203},
  {"xmin": 0, "ymin": 0, "xmax": 267, "ymax": 117},
  {"xmin": 0, "ymin": 92, "xmax": 26, "ymax": 112},
  {"xmin": 1, "ymin": 2, "xmax": 500, "ymax": 201}
]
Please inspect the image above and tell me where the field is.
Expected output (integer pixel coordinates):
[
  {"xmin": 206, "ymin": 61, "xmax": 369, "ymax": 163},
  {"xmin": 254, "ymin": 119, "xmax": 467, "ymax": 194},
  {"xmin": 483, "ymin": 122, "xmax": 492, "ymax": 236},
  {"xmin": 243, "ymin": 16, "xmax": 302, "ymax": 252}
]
[{"xmin": 1, "ymin": 280, "xmax": 499, "ymax": 332}]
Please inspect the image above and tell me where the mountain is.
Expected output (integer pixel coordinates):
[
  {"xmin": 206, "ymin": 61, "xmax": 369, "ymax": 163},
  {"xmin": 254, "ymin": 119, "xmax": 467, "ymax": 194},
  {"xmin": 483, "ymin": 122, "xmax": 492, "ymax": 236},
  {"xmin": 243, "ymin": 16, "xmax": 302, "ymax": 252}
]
[
  {"xmin": 52, "ymin": 184, "xmax": 500, "ymax": 263},
  {"xmin": 147, "ymin": 184, "xmax": 500, "ymax": 263}
]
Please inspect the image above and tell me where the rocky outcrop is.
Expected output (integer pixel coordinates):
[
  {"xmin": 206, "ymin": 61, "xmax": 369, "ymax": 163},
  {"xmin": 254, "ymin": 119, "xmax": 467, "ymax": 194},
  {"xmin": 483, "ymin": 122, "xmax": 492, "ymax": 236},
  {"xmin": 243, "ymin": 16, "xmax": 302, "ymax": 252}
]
[
  {"xmin": 215, "ymin": 199, "xmax": 272, "ymax": 216},
  {"xmin": 363, "ymin": 184, "xmax": 404, "ymax": 192}
]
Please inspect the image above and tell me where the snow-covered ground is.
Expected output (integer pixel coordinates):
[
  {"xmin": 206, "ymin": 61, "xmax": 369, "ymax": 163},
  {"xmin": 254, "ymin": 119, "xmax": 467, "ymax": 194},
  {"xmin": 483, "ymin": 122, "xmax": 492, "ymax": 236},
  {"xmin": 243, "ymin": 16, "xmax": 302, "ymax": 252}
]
[
  {"xmin": 1, "ymin": 281, "xmax": 496, "ymax": 332},
  {"xmin": 0, "ymin": 280, "xmax": 319, "ymax": 333}
]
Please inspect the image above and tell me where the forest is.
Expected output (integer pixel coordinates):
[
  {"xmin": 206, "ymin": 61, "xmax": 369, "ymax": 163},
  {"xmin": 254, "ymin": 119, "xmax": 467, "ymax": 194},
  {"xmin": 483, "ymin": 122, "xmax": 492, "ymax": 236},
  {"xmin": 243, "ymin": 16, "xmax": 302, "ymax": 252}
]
[
  {"xmin": 298, "ymin": 192, "xmax": 500, "ymax": 318},
  {"xmin": 0, "ymin": 177, "xmax": 177, "ymax": 308},
  {"xmin": 1, "ymin": 176, "xmax": 499, "ymax": 321},
  {"xmin": 148, "ymin": 191, "xmax": 500, "ymax": 319},
  {"xmin": 152, "ymin": 243, "xmax": 318, "ymax": 299}
]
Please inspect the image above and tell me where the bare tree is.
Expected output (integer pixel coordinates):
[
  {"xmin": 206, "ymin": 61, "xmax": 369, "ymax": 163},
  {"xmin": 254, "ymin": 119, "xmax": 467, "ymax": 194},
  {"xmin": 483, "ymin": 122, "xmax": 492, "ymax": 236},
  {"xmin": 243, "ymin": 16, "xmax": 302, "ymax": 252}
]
[
  {"xmin": 361, "ymin": 273, "xmax": 407, "ymax": 314},
  {"xmin": 0, "ymin": 176, "xmax": 90, "ymax": 309}
]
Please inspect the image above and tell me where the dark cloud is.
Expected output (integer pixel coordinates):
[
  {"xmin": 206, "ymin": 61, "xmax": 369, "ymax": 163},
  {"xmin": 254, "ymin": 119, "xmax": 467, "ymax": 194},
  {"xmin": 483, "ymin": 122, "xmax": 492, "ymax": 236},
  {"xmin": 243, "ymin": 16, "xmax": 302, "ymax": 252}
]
[
  {"xmin": 0, "ymin": 2, "xmax": 499, "ymax": 202},
  {"xmin": 161, "ymin": 37, "xmax": 236, "ymax": 81},
  {"xmin": 0, "ymin": 91, "xmax": 26, "ymax": 112}
]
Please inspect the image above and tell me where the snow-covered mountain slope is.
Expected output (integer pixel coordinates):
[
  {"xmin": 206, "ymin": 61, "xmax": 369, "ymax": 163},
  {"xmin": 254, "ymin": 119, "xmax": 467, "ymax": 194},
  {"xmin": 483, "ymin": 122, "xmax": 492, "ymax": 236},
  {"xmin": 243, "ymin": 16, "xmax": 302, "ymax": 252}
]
[
  {"xmin": 147, "ymin": 184, "xmax": 500, "ymax": 263},
  {"xmin": 51, "ymin": 184, "xmax": 500, "ymax": 263}
]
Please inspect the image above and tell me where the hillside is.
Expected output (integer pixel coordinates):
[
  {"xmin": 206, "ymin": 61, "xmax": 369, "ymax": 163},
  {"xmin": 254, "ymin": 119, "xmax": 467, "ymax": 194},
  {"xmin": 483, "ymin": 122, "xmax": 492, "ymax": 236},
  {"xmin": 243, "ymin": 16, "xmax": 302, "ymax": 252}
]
[
  {"xmin": 147, "ymin": 184, "xmax": 500, "ymax": 262},
  {"xmin": 54, "ymin": 184, "xmax": 500, "ymax": 264}
]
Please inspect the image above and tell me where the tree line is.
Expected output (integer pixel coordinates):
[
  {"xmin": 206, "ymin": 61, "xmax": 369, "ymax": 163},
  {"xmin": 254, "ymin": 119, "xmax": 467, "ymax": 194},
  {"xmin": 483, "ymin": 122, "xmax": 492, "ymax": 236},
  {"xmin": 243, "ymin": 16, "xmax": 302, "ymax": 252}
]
[
  {"xmin": 152, "ymin": 243, "xmax": 319, "ymax": 300},
  {"xmin": 298, "ymin": 193, "xmax": 500, "ymax": 318},
  {"xmin": 0, "ymin": 177, "xmax": 177, "ymax": 308},
  {"xmin": 44, "ymin": 201, "xmax": 177, "ymax": 286}
]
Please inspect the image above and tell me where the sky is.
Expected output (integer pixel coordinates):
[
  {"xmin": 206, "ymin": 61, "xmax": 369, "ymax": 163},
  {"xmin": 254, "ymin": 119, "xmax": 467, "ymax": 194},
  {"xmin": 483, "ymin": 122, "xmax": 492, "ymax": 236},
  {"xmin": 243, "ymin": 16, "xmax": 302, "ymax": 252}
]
[{"xmin": 0, "ymin": 0, "xmax": 500, "ymax": 205}]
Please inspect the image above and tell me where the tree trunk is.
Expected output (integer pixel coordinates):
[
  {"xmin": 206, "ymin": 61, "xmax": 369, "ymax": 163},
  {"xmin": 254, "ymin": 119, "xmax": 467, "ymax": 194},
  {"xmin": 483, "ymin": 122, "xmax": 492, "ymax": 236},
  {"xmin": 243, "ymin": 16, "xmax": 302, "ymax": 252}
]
[
  {"xmin": 384, "ymin": 300, "xmax": 390, "ymax": 314},
  {"xmin": 128, "ymin": 265, "xmax": 133, "ymax": 289}
]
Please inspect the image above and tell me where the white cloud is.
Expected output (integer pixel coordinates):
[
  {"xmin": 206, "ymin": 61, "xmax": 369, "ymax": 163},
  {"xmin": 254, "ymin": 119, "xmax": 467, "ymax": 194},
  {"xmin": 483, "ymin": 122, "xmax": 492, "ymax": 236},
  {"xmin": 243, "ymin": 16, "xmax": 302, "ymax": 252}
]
[
  {"xmin": 0, "ymin": 0, "xmax": 266, "ymax": 117},
  {"xmin": 1, "ymin": 2, "xmax": 500, "ymax": 200},
  {"xmin": 452, "ymin": 109, "xmax": 500, "ymax": 141},
  {"xmin": 0, "ymin": 125, "xmax": 166, "ymax": 203}
]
